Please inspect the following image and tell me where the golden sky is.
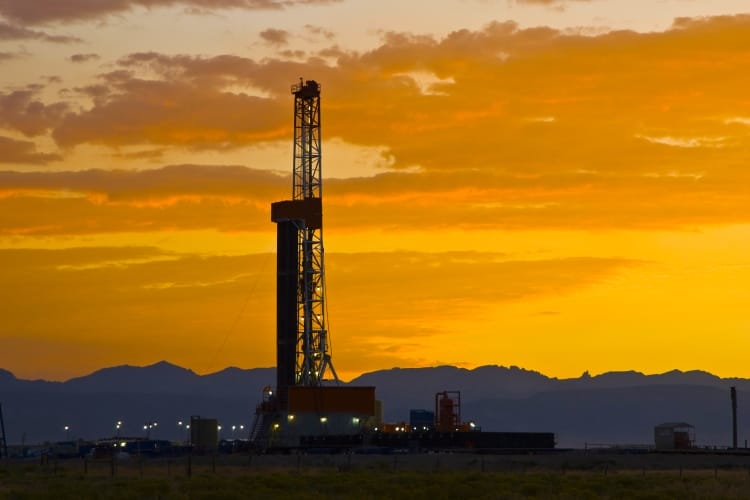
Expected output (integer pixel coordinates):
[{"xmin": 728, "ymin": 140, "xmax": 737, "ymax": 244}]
[{"xmin": 1, "ymin": 0, "xmax": 750, "ymax": 381}]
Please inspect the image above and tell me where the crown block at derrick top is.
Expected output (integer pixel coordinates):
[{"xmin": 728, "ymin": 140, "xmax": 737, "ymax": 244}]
[{"xmin": 271, "ymin": 198, "xmax": 322, "ymax": 230}]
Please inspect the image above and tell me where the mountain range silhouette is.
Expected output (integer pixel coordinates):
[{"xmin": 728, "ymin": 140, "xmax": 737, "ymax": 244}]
[{"xmin": 0, "ymin": 362, "xmax": 744, "ymax": 448}]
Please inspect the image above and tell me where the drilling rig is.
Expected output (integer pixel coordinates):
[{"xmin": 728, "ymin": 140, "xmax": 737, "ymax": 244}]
[
  {"xmin": 250, "ymin": 80, "xmax": 376, "ymax": 450},
  {"xmin": 248, "ymin": 80, "xmax": 555, "ymax": 453},
  {"xmin": 273, "ymin": 79, "xmax": 337, "ymax": 401}
]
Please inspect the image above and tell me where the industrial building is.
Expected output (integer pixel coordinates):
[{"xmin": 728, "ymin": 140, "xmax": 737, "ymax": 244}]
[
  {"xmin": 190, "ymin": 416, "xmax": 219, "ymax": 453},
  {"xmin": 654, "ymin": 422, "xmax": 695, "ymax": 450}
]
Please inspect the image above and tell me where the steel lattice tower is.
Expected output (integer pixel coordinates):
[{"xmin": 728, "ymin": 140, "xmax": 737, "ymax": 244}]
[
  {"xmin": 272, "ymin": 79, "xmax": 337, "ymax": 402},
  {"xmin": 292, "ymin": 78, "xmax": 334, "ymax": 386}
]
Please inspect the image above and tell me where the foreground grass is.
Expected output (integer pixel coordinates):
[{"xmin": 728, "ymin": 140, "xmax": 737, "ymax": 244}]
[{"xmin": 2, "ymin": 462, "xmax": 750, "ymax": 499}]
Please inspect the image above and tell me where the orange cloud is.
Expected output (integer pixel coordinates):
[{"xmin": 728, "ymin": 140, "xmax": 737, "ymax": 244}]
[
  {"xmin": 0, "ymin": 88, "xmax": 69, "ymax": 136},
  {"xmin": 0, "ymin": 164, "xmax": 284, "ymax": 200},
  {"xmin": 0, "ymin": 246, "xmax": 275, "ymax": 378},
  {"xmin": 0, "ymin": 245, "xmax": 636, "ymax": 380},
  {"xmin": 300, "ymin": 251, "xmax": 643, "ymax": 376},
  {"xmin": 48, "ymin": 16, "xmax": 750, "ymax": 169},
  {"xmin": 0, "ymin": 165, "xmax": 286, "ymax": 234},
  {"xmin": 0, "ymin": 136, "xmax": 61, "ymax": 164},
  {"xmin": 2, "ymin": 157, "xmax": 750, "ymax": 236},
  {"xmin": 5, "ymin": 15, "xmax": 750, "ymax": 233}
]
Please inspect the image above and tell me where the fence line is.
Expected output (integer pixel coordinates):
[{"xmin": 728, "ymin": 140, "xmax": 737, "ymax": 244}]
[{"xmin": 3, "ymin": 453, "xmax": 750, "ymax": 480}]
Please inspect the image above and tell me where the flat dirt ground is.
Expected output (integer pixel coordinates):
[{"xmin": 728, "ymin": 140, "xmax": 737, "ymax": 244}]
[{"xmin": 2, "ymin": 452, "xmax": 750, "ymax": 498}]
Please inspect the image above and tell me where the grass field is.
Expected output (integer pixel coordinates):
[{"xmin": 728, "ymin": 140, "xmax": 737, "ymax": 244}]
[{"xmin": 2, "ymin": 454, "xmax": 750, "ymax": 499}]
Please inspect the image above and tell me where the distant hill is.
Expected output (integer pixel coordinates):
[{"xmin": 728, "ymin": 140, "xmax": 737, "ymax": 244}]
[
  {"xmin": 0, "ymin": 362, "xmax": 745, "ymax": 448},
  {"xmin": 352, "ymin": 366, "xmax": 744, "ymax": 448},
  {"xmin": 0, "ymin": 361, "xmax": 275, "ymax": 444}
]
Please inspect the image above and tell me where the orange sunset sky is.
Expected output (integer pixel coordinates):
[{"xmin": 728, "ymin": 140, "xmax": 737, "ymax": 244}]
[{"xmin": 1, "ymin": 0, "xmax": 750, "ymax": 382}]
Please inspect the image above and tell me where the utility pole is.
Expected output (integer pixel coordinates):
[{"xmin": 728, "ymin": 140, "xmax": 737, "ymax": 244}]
[
  {"xmin": 0, "ymin": 402, "xmax": 8, "ymax": 459},
  {"xmin": 731, "ymin": 386, "xmax": 738, "ymax": 449}
]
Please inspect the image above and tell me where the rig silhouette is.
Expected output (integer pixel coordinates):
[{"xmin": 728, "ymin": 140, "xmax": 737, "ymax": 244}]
[{"xmin": 249, "ymin": 79, "xmax": 554, "ymax": 452}]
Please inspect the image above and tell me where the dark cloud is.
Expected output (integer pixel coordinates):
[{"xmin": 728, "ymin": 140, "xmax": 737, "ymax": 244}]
[
  {"xmin": 516, "ymin": 0, "xmax": 590, "ymax": 4},
  {"xmin": 0, "ymin": 136, "xmax": 61, "ymax": 164},
  {"xmin": 259, "ymin": 28, "xmax": 289, "ymax": 46},
  {"xmin": 49, "ymin": 51, "xmax": 338, "ymax": 149},
  {"xmin": 0, "ymin": 21, "xmax": 81, "ymax": 43},
  {"xmin": 0, "ymin": 89, "xmax": 69, "ymax": 136},
  {"xmin": 52, "ymin": 69, "xmax": 289, "ymax": 148},
  {"xmin": 0, "ymin": 0, "xmax": 342, "ymax": 25},
  {"xmin": 278, "ymin": 49, "xmax": 305, "ymax": 58},
  {"xmin": 304, "ymin": 24, "xmax": 335, "ymax": 40},
  {"xmin": 50, "ymin": 53, "xmax": 308, "ymax": 148},
  {"xmin": 316, "ymin": 45, "xmax": 346, "ymax": 58},
  {"xmin": 69, "ymin": 53, "xmax": 100, "ymax": 63}
]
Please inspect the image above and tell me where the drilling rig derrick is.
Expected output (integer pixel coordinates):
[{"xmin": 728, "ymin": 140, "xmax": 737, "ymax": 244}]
[{"xmin": 253, "ymin": 79, "xmax": 374, "ymax": 451}]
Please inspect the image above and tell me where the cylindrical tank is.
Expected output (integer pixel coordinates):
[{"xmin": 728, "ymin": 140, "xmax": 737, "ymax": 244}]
[{"xmin": 439, "ymin": 397, "xmax": 454, "ymax": 426}]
